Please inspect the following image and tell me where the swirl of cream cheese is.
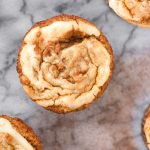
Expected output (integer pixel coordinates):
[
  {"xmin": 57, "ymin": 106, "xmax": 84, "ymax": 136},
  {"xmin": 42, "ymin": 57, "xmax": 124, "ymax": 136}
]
[
  {"xmin": 109, "ymin": 0, "xmax": 150, "ymax": 27},
  {"xmin": 18, "ymin": 15, "xmax": 113, "ymax": 112},
  {"xmin": 0, "ymin": 118, "xmax": 34, "ymax": 150}
]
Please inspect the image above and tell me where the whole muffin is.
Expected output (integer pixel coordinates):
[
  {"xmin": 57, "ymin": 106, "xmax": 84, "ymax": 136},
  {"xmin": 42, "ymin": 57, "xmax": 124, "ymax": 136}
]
[
  {"xmin": 17, "ymin": 14, "xmax": 114, "ymax": 113},
  {"xmin": 109, "ymin": 0, "xmax": 150, "ymax": 27},
  {"xmin": 0, "ymin": 115, "xmax": 41, "ymax": 150}
]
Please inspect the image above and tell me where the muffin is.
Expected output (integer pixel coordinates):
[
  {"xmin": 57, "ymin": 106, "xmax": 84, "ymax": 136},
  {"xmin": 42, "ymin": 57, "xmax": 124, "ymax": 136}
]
[
  {"xmin": 0, "ymin": 115, "xmax": 41, "ymax": 150},
  {"xmin": 17, "ymin": 14, "xmax": 114, "ymax": 113},
  {"xmin": 143, "ymin": 107, "xmax": 150, "ymax": 149},
  {"xmin": 109, "ymin": 0, "xmax": 150, "ymax": 27}
]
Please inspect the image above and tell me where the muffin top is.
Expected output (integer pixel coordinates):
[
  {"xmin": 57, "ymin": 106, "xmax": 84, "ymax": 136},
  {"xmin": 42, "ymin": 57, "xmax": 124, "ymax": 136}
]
[
  {"xmin": 0, "ymin": 118, "xmax": 34, "ymax": 150},
  {"xmin": 17, "ymin": 14, "xmax": 113, "ymax": 113},
  {"xmin": 109, "ymin": 0, "xmax": 150, "ymax": 27}
]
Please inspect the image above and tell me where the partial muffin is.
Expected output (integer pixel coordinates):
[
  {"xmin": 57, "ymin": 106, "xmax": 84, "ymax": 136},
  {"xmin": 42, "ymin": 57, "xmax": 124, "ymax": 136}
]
[
  {"xmin": 109, "ymin": 0, "xmax": 150, "ymax": 27},
  {"xmin": 143, "ymin": 107, "xmax": 150, "ymax": 149},
  {"xmin": 17, "ymin": 14, "xmax": 114, "ymax": 113},
  {"xmin": 0, "ymin": 115, "xmax": 41, "ymax": 150}
]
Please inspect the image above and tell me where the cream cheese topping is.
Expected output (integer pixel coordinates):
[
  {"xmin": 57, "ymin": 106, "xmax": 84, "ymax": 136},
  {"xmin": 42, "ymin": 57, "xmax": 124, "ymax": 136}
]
[
  {"xmin": 0, "ymin": 118, "xmax": 34, "ymax": 150},
  {"xmin": 19, "ymin": 17, "xmax": 112, "ymax": 110}
]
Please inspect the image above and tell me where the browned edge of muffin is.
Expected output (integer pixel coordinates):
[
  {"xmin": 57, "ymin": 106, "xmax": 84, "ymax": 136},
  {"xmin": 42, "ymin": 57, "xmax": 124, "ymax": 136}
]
[
  {"xmin": 0, "ymin": 115, "xmax": 41, "ymax": 149},
  {"xmin": 142, "ymin": 106, "xmax": 150, "ymax": 149},
  {"xmin": 126, "ymin": 19, "xmax": 150, "ymax": 28},
  {"xmin": 17, "ymin": 14, "xmax": 114, "ymax": 113}
]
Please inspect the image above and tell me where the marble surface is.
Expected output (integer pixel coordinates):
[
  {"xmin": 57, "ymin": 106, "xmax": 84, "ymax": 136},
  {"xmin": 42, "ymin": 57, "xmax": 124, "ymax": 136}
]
[{"xmin": 0, "ymin": 0, "xmax": 150, "ymax": 149}]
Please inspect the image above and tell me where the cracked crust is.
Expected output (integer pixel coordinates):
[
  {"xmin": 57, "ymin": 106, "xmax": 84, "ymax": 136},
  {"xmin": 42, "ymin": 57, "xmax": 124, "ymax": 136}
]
[
  {"xmin": 109, "ymin": 0, "xmax": 150, "ymax": 27},
  {"xmin": 17, "ymin": 14, "xmax": 114, "ymax": 113},
  {"xmin": 0, "ymin": 115, "xmax": 41, "ymax": 150}
]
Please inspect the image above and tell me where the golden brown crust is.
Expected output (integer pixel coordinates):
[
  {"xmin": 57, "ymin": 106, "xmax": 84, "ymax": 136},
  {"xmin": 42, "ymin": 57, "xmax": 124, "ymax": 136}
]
[
  {"xmin": 126, "ymin": 19, "xmax": 150, "ymax": 28},
  {"xmin": 17, "ymin": 14, "xmax": 114, "ymax": 113},
  {"xmin": 0, "ymin": 115, "xmax": 41, "ymax": 150}
]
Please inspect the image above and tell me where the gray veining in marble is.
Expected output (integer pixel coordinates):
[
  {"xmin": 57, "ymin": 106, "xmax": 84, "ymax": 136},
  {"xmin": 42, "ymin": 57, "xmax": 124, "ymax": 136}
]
[{"xmin": 0, "ymin": 0, "xmax": 150, "ymax": 149}]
